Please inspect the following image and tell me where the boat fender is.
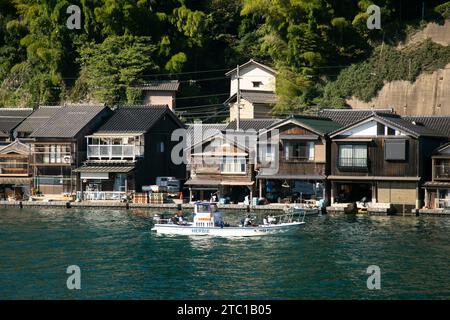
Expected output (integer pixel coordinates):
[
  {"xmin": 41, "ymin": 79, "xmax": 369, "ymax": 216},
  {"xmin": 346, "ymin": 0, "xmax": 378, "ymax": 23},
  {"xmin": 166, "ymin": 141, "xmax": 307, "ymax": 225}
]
[{"xmin": 65, "ymin": 202, "xmax": 71, "ymax": 209}]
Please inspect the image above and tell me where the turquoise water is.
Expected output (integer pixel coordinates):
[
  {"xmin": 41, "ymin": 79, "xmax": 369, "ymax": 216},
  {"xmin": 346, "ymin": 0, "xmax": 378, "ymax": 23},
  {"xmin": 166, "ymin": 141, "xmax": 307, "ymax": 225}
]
[{"xmin": 0, "ymin": 208, "xmax": 449, "ymax": 299}]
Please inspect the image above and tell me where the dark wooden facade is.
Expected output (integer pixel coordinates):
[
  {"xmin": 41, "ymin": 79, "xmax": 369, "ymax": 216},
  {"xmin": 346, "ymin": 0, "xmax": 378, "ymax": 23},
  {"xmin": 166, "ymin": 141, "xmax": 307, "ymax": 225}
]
[
  {"xmin": 256, "ymin": 119, "xmax": 336, "ymax": 204},
  {"xmin": 329, "ymin": 118, "xmax": 447, "ymax": 211}
]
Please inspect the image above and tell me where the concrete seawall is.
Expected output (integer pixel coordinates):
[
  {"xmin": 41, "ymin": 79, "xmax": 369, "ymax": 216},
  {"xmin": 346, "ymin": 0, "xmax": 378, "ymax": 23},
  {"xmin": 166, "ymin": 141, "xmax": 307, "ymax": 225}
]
[{"xmin": 0, "ymin": 200, "xmax": 292, "ymax": 214}]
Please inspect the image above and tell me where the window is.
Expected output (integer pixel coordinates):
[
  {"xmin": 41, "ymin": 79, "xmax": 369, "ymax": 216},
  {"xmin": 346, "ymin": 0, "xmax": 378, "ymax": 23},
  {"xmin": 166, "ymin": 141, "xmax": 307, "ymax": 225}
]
[
  {"xmin": 252, "ymin": 81, "xmax": 262, "ymax": 88},
  {"xmin": 220, "ymin": 157, "xmax": 246, "ymax": 174},
  {"xmin": 385, "ymin": 139, "xmax": 406, "ymax": 160},
  {"xmin": 42, "ymin": 144, "xmax": 71, "ymax": 164},
  {"xmin": 285, "ymin": 142, "xmax": 314, "ymax": 160},
  {"xmin": 264, "ymin": 143, "xmax": 274, "ymax": 161},
  {"xmin": 338, "ymin": 144, "xmax": 368, "ymax": 168},
  {"xmin": 158, "ymin": 142, "xmax": 165, "ymax": 153}
]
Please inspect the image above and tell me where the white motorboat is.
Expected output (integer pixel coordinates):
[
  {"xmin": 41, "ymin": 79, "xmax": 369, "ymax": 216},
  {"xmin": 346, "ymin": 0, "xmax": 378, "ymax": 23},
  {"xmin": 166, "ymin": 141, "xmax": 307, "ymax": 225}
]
[{"xmin": 151, "ymin": 202, "xmax": 306, "ymax": 237}]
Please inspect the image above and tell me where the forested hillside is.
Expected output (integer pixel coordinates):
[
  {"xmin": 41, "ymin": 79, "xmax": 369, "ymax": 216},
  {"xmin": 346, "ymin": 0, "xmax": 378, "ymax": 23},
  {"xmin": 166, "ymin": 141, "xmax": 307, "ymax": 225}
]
[{"xmin": 1, "ymin": 0, "xmax": 450, "ymax": 119}]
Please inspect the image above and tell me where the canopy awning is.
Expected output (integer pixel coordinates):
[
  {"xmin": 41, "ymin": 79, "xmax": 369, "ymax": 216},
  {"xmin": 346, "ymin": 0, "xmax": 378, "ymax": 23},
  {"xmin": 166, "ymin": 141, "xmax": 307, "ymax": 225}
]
[
  {"xmin": 185, "ymin": 179, "xmax": 221, "ymax": 186},
  {"xmin": 0, "ymin": 177, "xmax": 31, "ymax": 185},
  {"xmin": 257, "ymin": 174, "xmax": 325, "ymax": 180},
  {"xmin": 327, "ymin": 175, "xmax": 421, "ymax": 181},
  {"xmin": 423, "ymin": 181, "xmax": 450, "ymax": 188},
  {"xmin": 220, "ymin": 181, "xmax": 254, "ymax": 186},
  {"xmin": 73, "ymin": 165, "xmax": 135, "ymax": 173}
]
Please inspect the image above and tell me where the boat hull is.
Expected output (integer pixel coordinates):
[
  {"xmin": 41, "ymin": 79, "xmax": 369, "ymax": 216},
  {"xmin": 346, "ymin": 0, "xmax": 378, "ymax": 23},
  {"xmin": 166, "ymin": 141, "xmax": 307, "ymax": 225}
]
[{"xmin": 151, "ymin": 222, "xmax": 305, "ymax": 237}]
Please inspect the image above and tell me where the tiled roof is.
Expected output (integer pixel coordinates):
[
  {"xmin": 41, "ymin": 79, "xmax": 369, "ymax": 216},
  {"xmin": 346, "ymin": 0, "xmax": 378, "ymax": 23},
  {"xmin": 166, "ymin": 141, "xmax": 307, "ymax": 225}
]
[
  {"xmin": 225, "ymin": 59, "xmax": 277, "ymax": 76},
  {"xmin": 225, "ymin": 90, "xmax": 278, "ymax": 105},
  {"xmin": 375, "ymin": 113, "xmax": 444, "ymax": 138},
  {"xmin": 318, "ymin": 108, "xmax": 395, "ymax": 126},
  {"xmin": 15, "ymin": 106, "xmax": 61, "ymax": 135},
  {"xmin": 225, "ymin": 119, "xmax": 280, "ymax": 131},
  {"xmin": 30, "ymin": 105, "xmax": 108, "ymax": 138},
  {"xmin": 0, "ymin": 108, "xmax": 33, "ymax": 136},
  {"xmin": 329, "ymin": 111, "xmax": 445, "ymax": 138},
  {"xmin": 186, "ymin": 123, "xmax": 227, "ymax": 146},
  {"xmin": 139, "ymin": 80, "xmax": 180, "ymax": 91},
  {"xmin": 291, "ymin": 115, "xmax": 343, "ymax": 135},
  {"xmin": 96, "ymin": 105, "xmax": 183, "ymax": 133},
  {"xmin": 403, "ymin": 116, "xmax": 450, "ymax": 138}
]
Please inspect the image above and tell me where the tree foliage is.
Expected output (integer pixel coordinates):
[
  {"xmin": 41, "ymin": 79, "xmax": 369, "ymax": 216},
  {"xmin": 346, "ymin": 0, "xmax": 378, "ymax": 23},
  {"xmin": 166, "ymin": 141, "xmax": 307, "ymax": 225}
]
[{"xmin": 0, "ymin": 0, "xmax": 449, "ymax": 111}]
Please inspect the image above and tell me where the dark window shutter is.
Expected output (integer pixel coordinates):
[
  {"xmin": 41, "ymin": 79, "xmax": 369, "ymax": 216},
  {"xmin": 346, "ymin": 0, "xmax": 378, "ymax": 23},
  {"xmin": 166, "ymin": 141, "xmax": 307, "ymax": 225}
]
[{"xmin": 385, "ymin": 139, "xmax": 406, "ymax": 160}]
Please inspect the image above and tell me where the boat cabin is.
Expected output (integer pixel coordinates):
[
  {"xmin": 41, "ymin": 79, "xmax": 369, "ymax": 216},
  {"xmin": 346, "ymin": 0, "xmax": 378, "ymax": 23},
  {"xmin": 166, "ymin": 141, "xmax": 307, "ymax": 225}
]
[{"xmin": 193, "ymin": 202, "xmax": 221, "ymax": 227}]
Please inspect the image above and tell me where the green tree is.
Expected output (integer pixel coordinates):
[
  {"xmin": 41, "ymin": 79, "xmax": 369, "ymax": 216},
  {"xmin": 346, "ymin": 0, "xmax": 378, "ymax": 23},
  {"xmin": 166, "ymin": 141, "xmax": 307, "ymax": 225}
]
[{"xmin": 78, "ymin": 35, "xmax": 158, "ymax": 105}]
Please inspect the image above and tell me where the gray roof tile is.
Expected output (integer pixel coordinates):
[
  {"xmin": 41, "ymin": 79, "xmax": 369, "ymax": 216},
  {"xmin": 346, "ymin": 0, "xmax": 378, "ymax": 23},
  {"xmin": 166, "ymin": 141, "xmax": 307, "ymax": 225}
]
[
  {"xmin": 30, "ymin": 105, "xmax": 108, "ymax": 138},
  {"xmin": 96, "ymin": 105, "xmax": 183, "ymax": 133},
  {"xmin": 319, "ymin": 108, "xmax": 395, "ymax": 126},
  {"xmin": 0, "ymin": 108, "xmax": 33, "ymax": 136},
  {"xmin": 403, "ymin": 116, "xmax": 450, "ymax": 138},
  {"xmin": 225, "ymin": 90, "xmax": 278, "ymax": 105},
  {"xmin": 139, "ymin": 80, "xmax": 180, "ymax": 91},
  {"xmin": 15, "ymin": 106, "xmax": 61, "ymax": 135},
  {"xmin": 226, "ymin": 119, "xmax": 280, "ymax": 131}
]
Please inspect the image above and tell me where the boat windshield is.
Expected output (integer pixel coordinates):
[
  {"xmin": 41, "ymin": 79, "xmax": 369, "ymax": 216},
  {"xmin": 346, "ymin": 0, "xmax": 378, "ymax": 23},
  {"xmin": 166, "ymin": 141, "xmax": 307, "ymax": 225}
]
[{"xmin": 196, "ymin": 203, "xmax": 215, "ymax": 214}]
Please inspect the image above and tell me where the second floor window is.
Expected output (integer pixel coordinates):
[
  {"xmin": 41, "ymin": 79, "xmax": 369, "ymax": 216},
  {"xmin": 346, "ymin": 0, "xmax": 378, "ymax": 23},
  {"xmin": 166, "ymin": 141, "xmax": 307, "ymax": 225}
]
[
  {"xmin": 338, "ymin": 144, "xmax": 367, "ymax": 168},
  {"xmin": 40, "ymin": 145, "xmax": 71, "ymax": 164},
  {"xmin": 220, "ymin": 157, "xmax": 246, "ymax": 174},
  {"xmin": 285, "ymin": 141, "xmax": 314, "ymax": 161}
]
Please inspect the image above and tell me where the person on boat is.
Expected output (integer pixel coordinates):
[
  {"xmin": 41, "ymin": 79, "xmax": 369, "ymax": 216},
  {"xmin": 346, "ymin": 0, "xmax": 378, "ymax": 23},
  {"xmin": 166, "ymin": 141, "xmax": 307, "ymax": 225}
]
[
  {"xmin": 267, "ymin": 215, "xmax": 276, "ymax": 225},
  {"xmin": 213, "ymin": 210, "xmax": 224, "ymax": 228},
  {"xmin": 244, "ymin": 214, "xmax": 253, "ymax": 227}
]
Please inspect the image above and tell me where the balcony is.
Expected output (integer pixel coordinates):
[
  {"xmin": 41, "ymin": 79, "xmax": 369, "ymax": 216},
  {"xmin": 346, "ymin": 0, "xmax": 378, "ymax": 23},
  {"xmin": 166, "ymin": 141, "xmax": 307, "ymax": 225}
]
[
  {"xmin": 434, "ymin": 164, "xmax": 450, "ymax": 180},
  {"xmin": 0, "ymin": 161, "xmax": 29, "ymax": 176},
  {"xmin": 87, "ymin": 145, "xmax": 143, "ymax": 160}
]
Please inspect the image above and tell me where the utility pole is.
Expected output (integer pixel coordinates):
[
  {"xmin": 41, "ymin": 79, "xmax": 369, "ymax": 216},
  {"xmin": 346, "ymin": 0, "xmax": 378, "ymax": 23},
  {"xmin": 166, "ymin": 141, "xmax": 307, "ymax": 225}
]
[{"xmin": 236, "ymin": 64, "xmax": 241, "ymax": 131}]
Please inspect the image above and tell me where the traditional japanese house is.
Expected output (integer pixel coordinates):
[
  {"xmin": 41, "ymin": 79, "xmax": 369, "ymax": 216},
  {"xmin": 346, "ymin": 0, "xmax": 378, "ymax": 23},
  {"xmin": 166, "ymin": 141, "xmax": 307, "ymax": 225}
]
[
  {"xmin": 328, "ymin": 112, "xmax": 447, "ymax": 212},
  {"xmin": 256, "ymin": 115, "xmax": 342, "ymax": 204},
  {"xmin": 0, "ymin": 108, "xmax": 33, "ymax": 145},
  {"xmin": 185, "ymin": 119, "xmax": 278, "ymax": 203},
  {"xmin": 0, "ymin": 140, "xmax": 32, "ymax": 200},
  {"xmin": 29, "ymin": 105, "xmax": 111, "ymax": 196},
  {"xmin": 423, "ymin": 142, "xmax": 450, "ymax": 210},
  {"xmin": 74, "ymin": 105, "xmax": 185, "ymax": 200}
]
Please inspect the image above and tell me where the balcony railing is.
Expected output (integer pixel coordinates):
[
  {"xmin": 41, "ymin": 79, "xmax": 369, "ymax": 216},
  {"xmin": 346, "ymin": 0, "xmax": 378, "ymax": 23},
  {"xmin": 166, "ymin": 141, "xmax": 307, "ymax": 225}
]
[
  {"xmin": 77, "ymin": 191, "xmax": 127, "ymax": 201},
  {"xmin": 434, "ymin": 164, "xmax": 450, "ymax": 179},
  {"xmin": 0, "ymin": 163, "xmax": 29, "ymax": 175},
  {"xmin": 87, "ymin": 145, "xmax": 143, "ymax": 160}
]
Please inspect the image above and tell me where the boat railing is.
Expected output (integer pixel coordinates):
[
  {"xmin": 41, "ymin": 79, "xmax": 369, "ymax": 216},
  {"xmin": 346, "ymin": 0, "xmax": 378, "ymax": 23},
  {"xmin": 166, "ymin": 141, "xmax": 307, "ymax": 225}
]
[{"xmin": 263, "ymin": 211, "xmax": 305, "ymax": 225}]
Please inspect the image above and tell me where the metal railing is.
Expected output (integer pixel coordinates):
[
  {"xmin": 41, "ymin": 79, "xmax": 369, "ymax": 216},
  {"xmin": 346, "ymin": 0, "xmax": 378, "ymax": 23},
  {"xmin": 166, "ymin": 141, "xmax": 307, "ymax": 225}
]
[
  {"xmin": 77, "ymin": 191, "xmax": 127, "ymax": 201},
  {"xmin": 87, "ymin": 145, "xmax": 143, "ymax": 159}
]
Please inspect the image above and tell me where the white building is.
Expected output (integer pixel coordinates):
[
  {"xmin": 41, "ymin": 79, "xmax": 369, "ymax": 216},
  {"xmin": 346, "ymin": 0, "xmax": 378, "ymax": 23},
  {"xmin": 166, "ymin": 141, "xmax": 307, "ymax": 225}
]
[{"xmin": 225, "ymin": 59, "xmax": 278, "ymax": 121}]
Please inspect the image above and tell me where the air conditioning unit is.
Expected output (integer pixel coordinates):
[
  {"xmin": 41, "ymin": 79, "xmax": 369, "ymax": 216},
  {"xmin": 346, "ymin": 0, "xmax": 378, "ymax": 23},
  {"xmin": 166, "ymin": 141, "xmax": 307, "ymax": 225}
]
[{"xmin": 63, "ymin": 155, "xmax": 72, "ymax": 164}]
